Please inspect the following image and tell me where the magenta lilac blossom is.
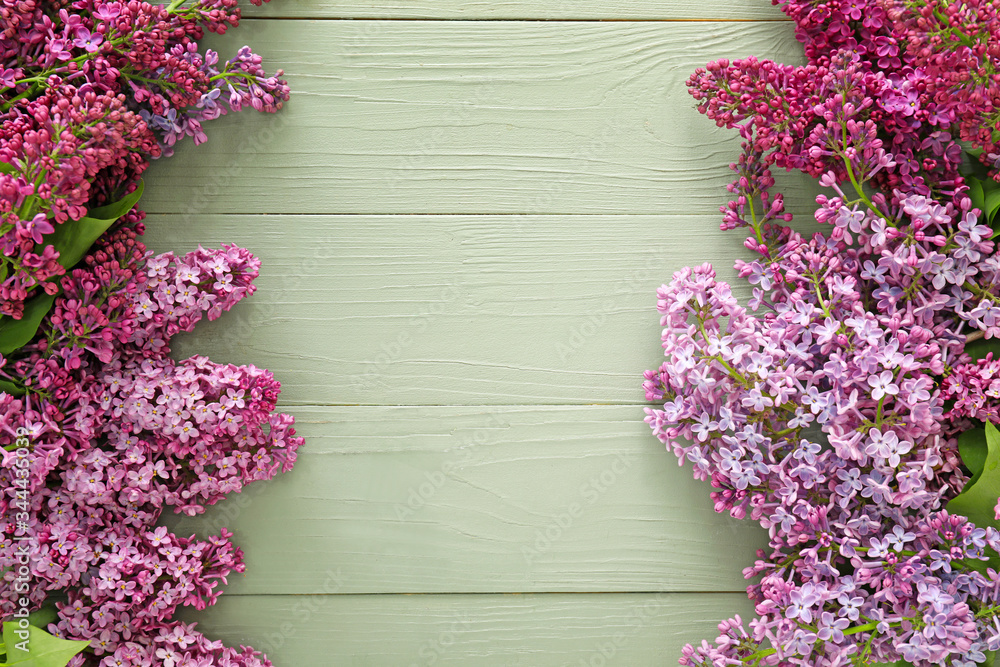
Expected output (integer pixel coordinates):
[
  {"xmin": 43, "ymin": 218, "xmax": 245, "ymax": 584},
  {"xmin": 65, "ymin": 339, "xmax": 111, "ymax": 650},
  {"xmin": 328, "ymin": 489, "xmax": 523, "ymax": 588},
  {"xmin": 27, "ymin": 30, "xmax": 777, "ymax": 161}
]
[{"xmin": 0, "ymin": 1, "xmax": 296, "ymax": 666}]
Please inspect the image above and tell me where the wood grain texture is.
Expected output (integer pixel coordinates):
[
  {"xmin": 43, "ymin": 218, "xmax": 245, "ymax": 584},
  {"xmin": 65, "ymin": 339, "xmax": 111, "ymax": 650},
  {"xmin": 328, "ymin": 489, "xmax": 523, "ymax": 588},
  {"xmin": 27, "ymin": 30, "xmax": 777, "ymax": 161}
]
[
  {"xmin": 179, "ymin": 592, "xmax": 756, "ymax": 666},
  {"xmin": 159, "ymin": 405, "xmax": 768, "ymax": 594},
  {"xmin": 142, "ymin": 213, "xmax": 822, "ymax": 405},
  {"xmin": 140, "ymin": 20, "xmax": 819, "ymax": 216},
  {"xmin": 134, "ymin": 6, "xmax": 809, "ymax": 658},
  {"xmin": 240, "ymin": 0, "xmax": 790, "ymax": 20}
]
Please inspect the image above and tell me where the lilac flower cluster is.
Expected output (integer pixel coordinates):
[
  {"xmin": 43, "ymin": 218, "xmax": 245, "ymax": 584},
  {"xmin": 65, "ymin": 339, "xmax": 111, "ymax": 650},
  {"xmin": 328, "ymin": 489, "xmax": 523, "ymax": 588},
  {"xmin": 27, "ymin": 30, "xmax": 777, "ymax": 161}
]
[
  {"xmin": 0, "ymin": 84, "xmax": 155, "ymax": 317},
  {"xmin": 688, "ymin": 0, "xmax": 1000, "ymax": 222},
  {"xmin": 49, "ymin": 528, "xmax": 265, "ymax": 666},
  {"xmin": 0, "ymin": 0, "xmax": 290, "ymax": 318},
  {"xmin": 646, "ymin": 0, "xmax": 1000, "ymax": 664},
  {"xmin": 1, "ymin": 221, "xmax": 302, "ymax": 665},
  {"xmin": 1, "ymin": 2, "xmax": 298, "ymax": 665},
  {"xmin": 943, "ymin": 355, "xmax": 1000, "ymax": 427}
]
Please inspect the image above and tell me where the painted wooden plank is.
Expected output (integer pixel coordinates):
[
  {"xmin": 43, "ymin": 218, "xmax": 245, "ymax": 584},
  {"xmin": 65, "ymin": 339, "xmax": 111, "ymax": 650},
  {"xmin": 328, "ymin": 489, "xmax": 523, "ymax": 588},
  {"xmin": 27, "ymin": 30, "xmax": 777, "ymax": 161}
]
[
  {"xmin": 140, "ymin": 20, "xmax": 817, "ymax": 216},
  {"xmin": 160, "ymin": 405, "xmax": 768, "ymax": 595},
  {"xmin": 240, "ymin": 0, "xmax": 789, "ymax": 20},
  {"xmin": 141, "ymin": 213, "xmax": 822, "ymax": 405},
  {"xmin": 179, "ymin": 592, "xmax": 756, "ymax": 666}
]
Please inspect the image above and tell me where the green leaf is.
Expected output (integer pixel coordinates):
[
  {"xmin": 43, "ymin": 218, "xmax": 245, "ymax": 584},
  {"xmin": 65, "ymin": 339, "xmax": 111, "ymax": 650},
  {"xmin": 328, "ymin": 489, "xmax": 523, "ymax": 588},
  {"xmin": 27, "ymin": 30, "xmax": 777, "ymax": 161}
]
[
  {"xmin": 947, "ymin": 421, "xmax": 1000, "ymax": 574},
  {"xmin": 26, "ymin": 607, "xmax": 57, "ymax": 632},
  {"xmin": 0, "ymin": 380, "xmax": 24, "ymax": 397},
  {"xmin": 969, "ymin": 176, "xmax": 986, "ymax": 214},
  {"xmin": 962, "ymin": 146, "xmax": 995, "ymax": 183},
  {"xmin": 0, "ymin": 162, "xmax": 15, "ymax": 175},
  {"xmin": 41, "ymin": 180, "xmax": 144, "ymax": 270},
  {"xmin": 79, "ymin": 181, "xmax": 144, "ymax": 223},
  {"xmin": 964, "ymin": 336, "xmax": 1000, "ymax": 361},
  {"xmin": 868, "ymin": 661, "xmax": 915, "ymax": 667},
  {"xmin": 986, "ymin": 188, "xmax": 1000, "ymax": 224},
  {"xmin": 959, "ymin": 426, "xmax": 988, "ymax": 480},
  {"xmin": 0, "ymin": 621, "xmax": 89, "ymax": 667},
  {"xmin": 0, "ymin": 293, "xmax": 56, "ymax": 356}
]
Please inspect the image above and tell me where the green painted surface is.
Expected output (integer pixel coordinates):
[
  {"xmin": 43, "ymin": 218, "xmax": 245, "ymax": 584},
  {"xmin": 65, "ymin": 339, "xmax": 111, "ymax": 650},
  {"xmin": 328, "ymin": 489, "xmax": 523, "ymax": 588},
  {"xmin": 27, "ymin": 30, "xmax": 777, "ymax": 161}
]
[
  {"xmin": 159, "ymin": 406, "xmax": 767, "ymax": 595},
  {"xmin": 177, "ymin": 593, "xmax": 756, "ymax": 666},
  {"xmin": 141, "ymin": 213, "xmax": 821, "ymax": 405},
  {"xmin": 243, "ymin": 0, "xmax": 789, "ymax": 19},
  {"xmin": 145, "ymin": 4, "xmax": 799, "ymax": 665},
  {"xmin": 141, "ymin": 20, "xmax": 817, "ymax": 216}
]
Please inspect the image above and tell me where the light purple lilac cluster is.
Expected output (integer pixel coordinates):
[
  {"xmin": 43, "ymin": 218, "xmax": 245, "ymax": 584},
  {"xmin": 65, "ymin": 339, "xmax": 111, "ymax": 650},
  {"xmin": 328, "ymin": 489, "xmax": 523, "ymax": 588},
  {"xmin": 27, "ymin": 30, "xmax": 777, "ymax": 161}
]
[{"xmin": 645, "ymin": 0, "xmax": 1000, "ymax": 664}]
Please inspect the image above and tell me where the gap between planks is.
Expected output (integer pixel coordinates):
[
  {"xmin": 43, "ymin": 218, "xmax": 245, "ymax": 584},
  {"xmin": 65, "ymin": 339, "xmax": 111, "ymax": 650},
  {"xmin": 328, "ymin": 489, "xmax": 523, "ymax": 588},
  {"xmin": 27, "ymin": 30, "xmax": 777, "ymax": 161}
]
[
  {"xmin": 215, "ymin": 590, "xmax": 752, "ymax": 596},
  {"xmin": 244, "ymin": 17, "xmax": 791, "ymax": 22},
  {"xmin": 154, "ymin": 214, "xmax": 714, "ymax": 218},
  {"xmin": 145, "ymin": 211, "xmax": 764, "ymax": 217},
  {"xmin": 262, "ymin": 403, "xmax": 661, "ymax": 408}
]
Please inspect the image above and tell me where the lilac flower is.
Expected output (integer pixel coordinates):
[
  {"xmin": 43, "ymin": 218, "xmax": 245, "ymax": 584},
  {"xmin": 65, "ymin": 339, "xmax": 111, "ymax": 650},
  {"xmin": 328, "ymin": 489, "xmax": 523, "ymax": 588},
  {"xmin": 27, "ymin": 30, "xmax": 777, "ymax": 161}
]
[
  {"xmin": 816, "ymin": 612, "xmax": 850, "ymax": 642},
  {"xmin": 718, "ymin": 445, "xmax": 743, "ymax": 472},
  {"xmin": 71, "ymin": 26, "xmax": 103, "ymax": 53},
  {"xmin": 46, "ymin": 38, "xmax": 73, "ymax": 63},
  {"xmin": 785, "ymin": 586, "xmax": 819, "ymax": 623},
  {"xmin": 20, "ymin": 213, "xmax": 54, "ymax": 244},
  {"xmin": 860, "ymin": 470, "xmax": 891, "ymax": 504},
  {"xmin": 785, "ymin": 629, "xmax": 818, "ymax": 655},
  {"xmin": 92, "ymin": 2, "xmax": 122, "ymax": 21},
  {"xmin": 746, "ymin": 261, "xmax": 773, "ymax": 291},
  {"xmin": 887, "ymin": 525, "xmax": 916, "ymax": 551},
  {"xmin": 923, "ymin": 612, "xmax": 951, "ymax": 640},
  {"xmin": 741, "ymin": 383, "xmax": 773, "ymax": 411},
  {"xmin": 731, "ymin": 465, "xmax": 761, "ymax": 490},
  {"xmin": 0, "ymin": 67, "xmax": 19, "ymax": 88},
  {"xmin": 867, "ymin": 370, "xmax": 899, "ymax": 400},
  {"xmin": 837, "ymin": 593, "xmax": 864, "ymax": 621}
]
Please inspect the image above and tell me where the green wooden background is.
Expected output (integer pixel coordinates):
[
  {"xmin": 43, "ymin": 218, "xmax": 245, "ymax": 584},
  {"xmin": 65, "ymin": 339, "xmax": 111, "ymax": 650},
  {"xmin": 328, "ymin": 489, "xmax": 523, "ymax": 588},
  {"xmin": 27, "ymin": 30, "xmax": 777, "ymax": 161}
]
[{"xmin": 140, "ymin": 2, "xmax": 820, "ymax": 664}]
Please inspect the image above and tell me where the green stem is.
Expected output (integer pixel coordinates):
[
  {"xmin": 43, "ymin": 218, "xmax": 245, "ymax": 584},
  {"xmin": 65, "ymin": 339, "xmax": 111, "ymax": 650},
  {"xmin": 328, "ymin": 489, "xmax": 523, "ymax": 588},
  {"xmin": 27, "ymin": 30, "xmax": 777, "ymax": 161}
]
[
  {"xmin": 977, "ymin": 604, "xmax": 1000, "ymax": 619},
  {"xmin": 966, "ymin": 280, "xmax": 1000, "ymax": 300},
  {"xmin": 697, "ymin": 318, "xmax": 750, "ymax": 385},
  {"xmin": 837, "ymin": 114, "xmax": 893, "ymax": 226},
  {"xmin": 208, "ymin": 71, "xmax": 259, "ymax": 84},
  {"xmin": 809, "ymin": 272, "xmax": 833, "ymax": 318},
  {"xmin": 842, "ymin": 621, "xmax": 879, "ymax": 636},
  {"xmin": 748, "ymin": 194, "xmax": 763, "ymax": 246},
  {"xmin": 0, "ymin": 89, "xmax": 33, "ymax": 112}
]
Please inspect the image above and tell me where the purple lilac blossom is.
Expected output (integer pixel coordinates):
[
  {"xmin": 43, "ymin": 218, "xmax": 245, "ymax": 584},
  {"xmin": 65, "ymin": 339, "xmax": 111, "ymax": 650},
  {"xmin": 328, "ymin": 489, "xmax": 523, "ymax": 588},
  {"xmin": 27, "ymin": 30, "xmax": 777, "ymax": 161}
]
[{"xmin": 647, "ymin": 0, "xmax": 1000, "ymax": 663}]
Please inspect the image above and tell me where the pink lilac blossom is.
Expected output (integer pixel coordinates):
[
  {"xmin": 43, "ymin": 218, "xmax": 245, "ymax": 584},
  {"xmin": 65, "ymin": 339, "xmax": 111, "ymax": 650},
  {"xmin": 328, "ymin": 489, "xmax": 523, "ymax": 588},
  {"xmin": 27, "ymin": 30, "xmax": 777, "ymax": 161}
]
[
  {"xmin": 0, "ymin": 219, "xmax": 301, "ymax": 665},
  {"xmin": 0, "ymin": 2, "xmax": 296, "ymax": 665}
]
